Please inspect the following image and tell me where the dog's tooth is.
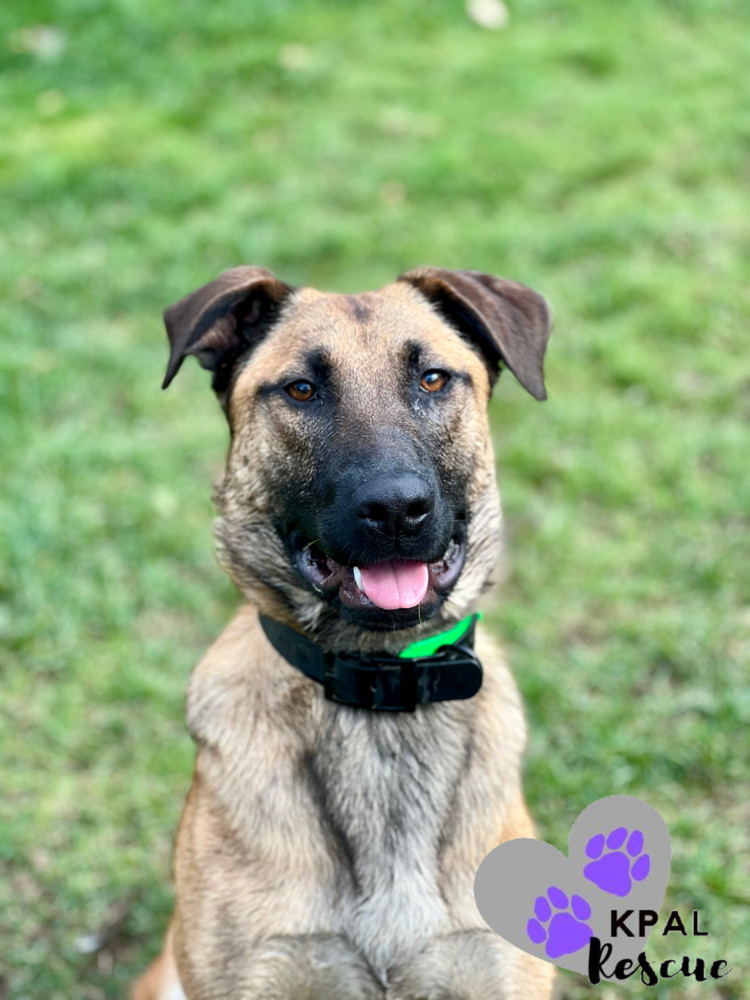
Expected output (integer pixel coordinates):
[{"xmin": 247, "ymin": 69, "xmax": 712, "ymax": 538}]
[{"xmin": 353, "ymin": 566, "xmax": 363, "ymax": 591}]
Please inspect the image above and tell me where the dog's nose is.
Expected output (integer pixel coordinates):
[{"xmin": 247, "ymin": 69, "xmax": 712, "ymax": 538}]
[{"xmin": 354, "ymin": 473, "xmax": 435, "ymax": 538}]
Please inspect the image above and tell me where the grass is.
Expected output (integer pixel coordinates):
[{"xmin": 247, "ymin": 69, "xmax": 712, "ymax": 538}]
[{"xmin": 1, "ymin": 0, "xmax": 749, "ymax": 997}]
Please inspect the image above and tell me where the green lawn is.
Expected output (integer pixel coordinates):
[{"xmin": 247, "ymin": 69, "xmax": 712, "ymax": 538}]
[{"xmin": 1, "ymin": 1, "xmax": 748, "ymax": 997}]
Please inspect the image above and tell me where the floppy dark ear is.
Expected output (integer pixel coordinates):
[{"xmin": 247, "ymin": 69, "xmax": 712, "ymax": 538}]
[
  {"xmin": 399, "ymin": 267, "xmax": 551, "ymax": 400},
  {"xmin": 162, "ymin": 266, "xmax": 293, "ymax": 391}
]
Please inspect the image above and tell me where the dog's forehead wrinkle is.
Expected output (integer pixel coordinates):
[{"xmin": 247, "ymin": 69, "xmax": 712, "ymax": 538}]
[{"xmin": 284, "ymin": 287, "xmax": 451, "ymax": 350}]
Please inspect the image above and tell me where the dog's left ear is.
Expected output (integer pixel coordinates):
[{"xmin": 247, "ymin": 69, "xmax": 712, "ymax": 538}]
[
  {"xmin": 399, "ymin": 267, "xmax": 551, "ymax": 400},
  {"xmin": 162, "ymin": 266, "xmax": 294, "ymax": 391}
]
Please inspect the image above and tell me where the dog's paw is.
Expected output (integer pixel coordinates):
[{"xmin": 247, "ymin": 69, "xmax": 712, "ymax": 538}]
[
  {"xmin": 242, "ymin": 934, "xmax": 385, "ymax": 1000},
  {"xmin": 583, "ymin": 827, "xmax": 651, "ymax": 897},
  {"xmin": 386, "ymin": 930, "xmax": 551, "ymax": 1000}
]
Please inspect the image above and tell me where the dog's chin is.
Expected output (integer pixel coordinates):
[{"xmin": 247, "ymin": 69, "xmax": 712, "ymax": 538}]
[
  {"xmin": 288, "ymin": 527, "xmax": 467, "ymax": 633},
  {"xmin": 333, "ymin": 597, "xmax": 444, "ymax": 631}
]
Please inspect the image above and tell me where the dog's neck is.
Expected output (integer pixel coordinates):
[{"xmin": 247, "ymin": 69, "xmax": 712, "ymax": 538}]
[{"xmin": 259, "ymin": 613, "xmax": 483, "ymax": 712}]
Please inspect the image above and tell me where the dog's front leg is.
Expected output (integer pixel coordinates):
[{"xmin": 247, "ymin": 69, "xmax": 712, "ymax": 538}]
[
  {"xmin": 227, "ymin": 933, "xmax": 385, "ymax": 1000},
  {"xmin": 385, "ymin": 930, "xmax": 553, "ymax": 1000},
  {"xmin": 174, "ymin": 930, "xmax": 384, "ymax": 1000}
]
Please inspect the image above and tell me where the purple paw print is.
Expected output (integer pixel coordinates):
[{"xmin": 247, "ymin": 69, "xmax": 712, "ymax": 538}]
[
  {"xmin": 584, "ymin": 827, "xmax": 650, "ymax": 897},
  {"xmin": 526, "ymin": 886, "xmax": 593, "ymax": 959}
]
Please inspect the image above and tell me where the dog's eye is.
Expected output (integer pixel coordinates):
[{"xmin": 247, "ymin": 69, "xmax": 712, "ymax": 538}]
[
  {"xmin": 284, "ymin": 380, "xmax": 316, "ymax": 402},
  {"xmin": 420, "ymin": 370, "xmax": 449, "ymax": 393}
]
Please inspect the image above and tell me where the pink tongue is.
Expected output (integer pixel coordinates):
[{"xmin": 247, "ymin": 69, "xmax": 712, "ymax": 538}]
[{"xmin": 357, "ymin": 560, "xmax": 429, "ymax": 610}]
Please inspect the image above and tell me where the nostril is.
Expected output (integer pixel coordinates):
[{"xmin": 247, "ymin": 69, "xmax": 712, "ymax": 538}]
[
  {"xmin": 405, "ymin": 498, "xmax": 432, "ymax": 521},
  {"xmin": 357, "ymin": 501, "xmax": 390, "ymax": 527}
]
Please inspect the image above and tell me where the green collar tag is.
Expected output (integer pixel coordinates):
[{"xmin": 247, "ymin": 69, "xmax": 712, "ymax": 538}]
[{"xmin": 399, "ymin": 612, "xmax": 482, "ymax": 660}]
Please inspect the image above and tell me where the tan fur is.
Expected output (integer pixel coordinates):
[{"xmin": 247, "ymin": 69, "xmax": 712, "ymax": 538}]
[{"xmin": 133, "ymin": 273, "xmax": 554, "ymax": 999}]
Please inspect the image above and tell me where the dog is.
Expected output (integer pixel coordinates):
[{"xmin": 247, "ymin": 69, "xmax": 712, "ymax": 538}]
[{"xmin": 132, "ymin": 266, "xmax": 554, "ymax": 1000}]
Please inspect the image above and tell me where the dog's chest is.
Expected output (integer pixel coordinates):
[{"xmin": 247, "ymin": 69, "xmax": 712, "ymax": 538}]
[{"xmin": 310, "ymin": 705, "xmax": 470, "ymax": 978}]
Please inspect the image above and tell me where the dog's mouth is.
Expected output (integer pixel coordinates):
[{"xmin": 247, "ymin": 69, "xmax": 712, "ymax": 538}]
[{"xmin": 290, "ymin": 525, "xmax": 467, "ymax": 628}]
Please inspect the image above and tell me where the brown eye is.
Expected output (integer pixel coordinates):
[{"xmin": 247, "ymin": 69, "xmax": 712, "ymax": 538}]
[
  {"xmin": 420, "ymin": 370, "xmax": 449, "ymax": 393},
  {"xmin": 285, "ymin": 380, "xmax": 316, "ymax": 402}
]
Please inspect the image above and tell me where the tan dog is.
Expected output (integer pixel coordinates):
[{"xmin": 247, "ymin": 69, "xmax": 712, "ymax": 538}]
[{"xmin": 133, "ymin": 267, "xmax": 554, "ymax": 1000}]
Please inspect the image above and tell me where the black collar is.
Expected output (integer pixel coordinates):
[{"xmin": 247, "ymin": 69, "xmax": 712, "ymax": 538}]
[{"xmin": 259, "ymin": 613, "xmax": 483, "ymax": 712}]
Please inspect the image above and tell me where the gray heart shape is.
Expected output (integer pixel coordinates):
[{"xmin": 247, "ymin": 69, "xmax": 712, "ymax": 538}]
[{"xmin": 474, "ymin": 795, "xmax": 671, "ymax": 975}]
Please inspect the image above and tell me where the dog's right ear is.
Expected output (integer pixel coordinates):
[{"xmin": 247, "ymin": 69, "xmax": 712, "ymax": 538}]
[
  {"xmin": 162, "ymin": 266, "xmax": 294, "ymax": 391},
  {"xmin": 399, "ymin": 267, "xmax": 551, "ymax": 400}
]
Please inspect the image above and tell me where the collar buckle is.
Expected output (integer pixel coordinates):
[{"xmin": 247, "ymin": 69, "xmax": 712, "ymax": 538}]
[{"xmin": 324, "ymin": 651, "xmax": 418, "ymax": 712}]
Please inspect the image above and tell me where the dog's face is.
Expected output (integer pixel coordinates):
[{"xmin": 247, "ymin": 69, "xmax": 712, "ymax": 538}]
[{"xmin": 163, "ymin": 267, "xmax": 550, "ymax": 645}]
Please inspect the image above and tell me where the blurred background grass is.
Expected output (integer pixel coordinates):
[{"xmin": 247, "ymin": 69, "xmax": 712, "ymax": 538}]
[{"xmin": 1, "ymin": 0, "xmax": 749, "ymax": 997}]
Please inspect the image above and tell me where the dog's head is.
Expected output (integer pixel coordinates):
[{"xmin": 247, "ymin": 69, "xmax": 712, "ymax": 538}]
[{"xmin": 163, "ymin": 266, "xmax": 550, "ymax": 648}]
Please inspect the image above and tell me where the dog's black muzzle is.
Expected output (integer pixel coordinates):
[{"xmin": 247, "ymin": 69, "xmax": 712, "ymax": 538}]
[{"xmin": 316, "ymin": 459, "xmax": 453, "ymax": 566}]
